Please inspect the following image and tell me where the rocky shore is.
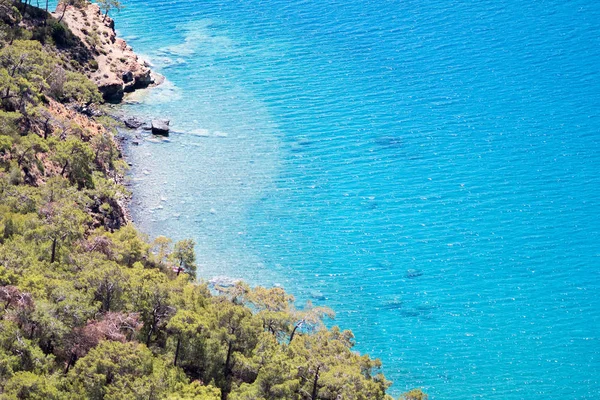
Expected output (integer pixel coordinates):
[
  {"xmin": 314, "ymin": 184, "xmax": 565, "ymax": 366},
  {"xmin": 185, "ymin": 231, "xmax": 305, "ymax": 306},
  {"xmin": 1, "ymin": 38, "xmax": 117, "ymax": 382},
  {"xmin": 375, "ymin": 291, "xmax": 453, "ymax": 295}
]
[
  {"xmin": 53, "ymin": 2, "xmax": 163, "ymax": 102},
  {"xmin": 50, "ymin": 2, "xmax": 169, "ymax": 224}
]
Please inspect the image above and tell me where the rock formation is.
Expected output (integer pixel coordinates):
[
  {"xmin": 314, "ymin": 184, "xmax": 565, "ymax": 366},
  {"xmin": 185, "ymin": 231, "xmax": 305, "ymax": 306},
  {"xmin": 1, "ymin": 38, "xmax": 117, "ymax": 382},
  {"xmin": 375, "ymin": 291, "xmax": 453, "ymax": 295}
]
[
  {"xmin": 151, "ymin": 119, "xmax": 170, "ymax": 136},
  {"xmin": 54, "ymin": 3, "xmax": 157, "ymax": 102}
]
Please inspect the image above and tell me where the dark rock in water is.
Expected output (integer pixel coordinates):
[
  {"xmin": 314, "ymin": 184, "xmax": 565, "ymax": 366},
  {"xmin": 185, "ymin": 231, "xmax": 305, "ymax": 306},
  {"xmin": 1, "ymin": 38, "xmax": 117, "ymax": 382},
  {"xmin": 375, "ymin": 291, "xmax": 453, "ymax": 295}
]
[
  {"xmin": 132, "ymin": 140, "xmax": 140, "ymax": 146},
  {"xmin": 134, "ymin": 70, "xmax": 153, "ymax": 88},
  {"xmin": 151, "ymin": 119, "xmax": 170, "ymax": 136},
  {"xmin": 122, "ymin": 70, "xmax": 134, "ymax": 83},
  {"xmin": 134, "ymin": 70, "xmax": 154, "ymax": 89},
  {"xmin": 123, "ymin": 116, "xmax": 144, "ymax": 129},
  {"xmin": 405, "ymin": 269, "xmax": 423, "ymax": 278}
]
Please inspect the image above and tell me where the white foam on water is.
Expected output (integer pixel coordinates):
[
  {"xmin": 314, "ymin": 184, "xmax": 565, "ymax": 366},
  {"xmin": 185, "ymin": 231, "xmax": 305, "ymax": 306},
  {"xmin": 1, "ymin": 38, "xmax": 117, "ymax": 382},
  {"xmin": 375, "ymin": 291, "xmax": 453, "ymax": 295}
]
[{"xmin": 190, "ymin": 128, "xmax": 210, "ymax": 136}]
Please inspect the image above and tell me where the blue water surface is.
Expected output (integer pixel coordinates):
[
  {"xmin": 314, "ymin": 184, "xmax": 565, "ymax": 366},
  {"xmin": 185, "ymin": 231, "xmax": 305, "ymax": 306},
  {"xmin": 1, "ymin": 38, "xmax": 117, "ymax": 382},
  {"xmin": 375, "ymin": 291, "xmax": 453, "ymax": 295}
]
[{"xmin": 101, "ymin": 0, "xmax": 600, "ymax": 397}]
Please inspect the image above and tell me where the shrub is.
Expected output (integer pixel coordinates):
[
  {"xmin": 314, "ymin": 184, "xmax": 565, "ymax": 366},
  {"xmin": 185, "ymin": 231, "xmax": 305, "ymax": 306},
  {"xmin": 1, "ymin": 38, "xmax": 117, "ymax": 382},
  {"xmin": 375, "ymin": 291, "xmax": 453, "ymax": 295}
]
[{"xmin": 50, "ymin": 21, "xmax": 68, "ymax": 46}]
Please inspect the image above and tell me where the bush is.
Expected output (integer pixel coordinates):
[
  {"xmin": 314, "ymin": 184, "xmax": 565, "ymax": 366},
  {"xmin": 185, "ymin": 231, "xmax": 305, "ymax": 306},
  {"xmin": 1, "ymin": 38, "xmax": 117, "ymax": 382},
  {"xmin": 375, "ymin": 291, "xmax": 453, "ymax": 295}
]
[
  {"xmin": 3, "ymin": 371, "xmax": 63, "ymax": 400},
  {"xmin": 9, "ymin": 161, "xmax": 22, "ymax": 185},
  {"xmin": 49, "ymin": 21, "xmax": 79, "ymax": 48},
  {"xmin": 62, "ymin": 71, "xmax": 102, "ymax": 104},
  {"xmin": 0, "ymin": 111, "xmax": 20, "ymax": 137},
  {"xmin": 30, "ymin": 26, "xmax": 49, "ymax": 44},
  {"xmin": 49, "ymin": 21, "xmax": 68, "ymax": 46}
]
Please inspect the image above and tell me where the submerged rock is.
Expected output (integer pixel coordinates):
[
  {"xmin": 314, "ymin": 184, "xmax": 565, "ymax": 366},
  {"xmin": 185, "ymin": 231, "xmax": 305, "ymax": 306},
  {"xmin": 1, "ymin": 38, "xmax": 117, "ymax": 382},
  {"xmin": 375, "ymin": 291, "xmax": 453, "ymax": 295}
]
[
  {"xmin": 375, "ymin": 136, "xmax": 403, "ymax": 148},
  {"xmin": 405, "ymin": 269, "xmax": 423, "ymax": 278},
  {"xmin": 383, "ymin": 299, "xmax": 403, "ymax": 310},
  {"xmin": 310, "ymin": 291, "xmax": 326, "ymax": 300},
  {"xmin": 400, "ymin": 309, "xmax": 421, "ymax": 318},
  {"xmin": 151, "ymin": 119, "xmax": 170, "ymax": 136},
  {"xmin": 123, "ymin": 116, "xmax": 144, "ymax": 129}
]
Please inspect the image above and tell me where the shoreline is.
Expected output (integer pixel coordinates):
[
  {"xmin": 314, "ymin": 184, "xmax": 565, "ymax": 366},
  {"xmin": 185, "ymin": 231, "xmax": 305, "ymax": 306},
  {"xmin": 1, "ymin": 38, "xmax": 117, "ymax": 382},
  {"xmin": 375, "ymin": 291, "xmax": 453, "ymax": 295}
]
[{"xmin": 55, "ymin": 2, "xmax": 169, "ymax": 226}]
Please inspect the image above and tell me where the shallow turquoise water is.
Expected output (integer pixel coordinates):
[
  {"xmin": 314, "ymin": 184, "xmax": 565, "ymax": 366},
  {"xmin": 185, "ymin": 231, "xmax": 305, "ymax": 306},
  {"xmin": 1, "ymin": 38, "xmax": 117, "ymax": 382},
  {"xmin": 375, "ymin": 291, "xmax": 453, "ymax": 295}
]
[{"xmin": 105, "ymin": 0, "xmax": 600, "ymax": 397}]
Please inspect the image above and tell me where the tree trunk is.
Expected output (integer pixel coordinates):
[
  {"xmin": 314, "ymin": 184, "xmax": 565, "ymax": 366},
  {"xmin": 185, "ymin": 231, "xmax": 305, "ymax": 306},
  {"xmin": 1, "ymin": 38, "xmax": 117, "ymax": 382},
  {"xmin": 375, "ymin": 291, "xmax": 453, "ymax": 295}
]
[
  {"xmin": 51, "ymin": 237, "xmax": 57, "ymax": 263},
  {"xmin": 221, "ymin": 341, "xmax": 234, "ymax": 400},
  {"xmin": 64, "ymin": 352, "xmax": 76, "ymax": 374},
  {"xmin": 58, "ymin": 3, "xmax": 68, "ymax": 23},
  {"xmin": 104, "ymin": 288, "xmax": 112, "ymax": 312},
  {"xmin": 311, "ymin": 366, "xmax": 320, "ymax": 400},
  {"xmin": 43, "ymin": 117, "xmax": 50, "ymax": 139},
  {"xmin": 173, "ymin": 336, "xmax": 181, "ymax": 366},
  {"xmin": 60, "ymin": 160, "xmax": 69, "ymax": 176},
  {"xmin": 289, "ymin": 320, "xmax": 303, "ymax": 344},
  {"xmin": 146, "ymin": 324, "xmax": 154, "ymax": 346}
]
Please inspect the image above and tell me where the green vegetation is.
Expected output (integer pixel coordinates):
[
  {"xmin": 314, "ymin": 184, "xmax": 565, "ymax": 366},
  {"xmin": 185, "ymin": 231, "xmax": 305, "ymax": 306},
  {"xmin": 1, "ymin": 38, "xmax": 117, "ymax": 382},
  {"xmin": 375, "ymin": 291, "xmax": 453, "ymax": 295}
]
[
  {"xmin": 56, "ymin": 0, "xmax": 87, "ymax": 24},
  {"xmin": 97, "ymin": 0, "xmax": 122, "ymax": 22},
  {"xmin": 0, "ymin": 2, "xmax": 428, "ymax": 399}
]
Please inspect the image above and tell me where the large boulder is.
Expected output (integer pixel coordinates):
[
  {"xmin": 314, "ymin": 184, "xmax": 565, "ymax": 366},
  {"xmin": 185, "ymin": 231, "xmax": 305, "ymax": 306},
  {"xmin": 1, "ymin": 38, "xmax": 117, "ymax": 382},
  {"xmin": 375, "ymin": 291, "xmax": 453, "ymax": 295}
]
[
  {"xmin": 151, "ymin": 119, "xmax": 170, "ymax": 136},
  {"xmin": 134, "ymin": 70, "xmax": 154, "ymax": 89},
  {"xmin": 123, "ymin": 116, "xmax": 144, "ymax": 129},
  {"xmin": 98, "ymin": 81, "xmax": 124, "ymax": 103}
]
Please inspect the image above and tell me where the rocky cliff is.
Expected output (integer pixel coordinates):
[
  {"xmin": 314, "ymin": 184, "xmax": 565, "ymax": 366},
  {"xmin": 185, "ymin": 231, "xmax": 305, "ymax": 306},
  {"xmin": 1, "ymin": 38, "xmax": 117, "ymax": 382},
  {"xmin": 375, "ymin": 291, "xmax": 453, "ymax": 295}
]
[{"xmin": 53, "ymin": 2, "xmax": 159, "ymax": 102}]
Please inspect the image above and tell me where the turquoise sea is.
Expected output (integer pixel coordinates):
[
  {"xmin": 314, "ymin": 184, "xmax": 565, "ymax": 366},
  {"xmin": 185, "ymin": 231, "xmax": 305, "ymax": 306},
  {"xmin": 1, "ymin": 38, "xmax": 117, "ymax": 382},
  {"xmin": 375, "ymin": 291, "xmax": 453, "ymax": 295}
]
[{"xmin": 99, "ymin": 0, "xmax": 599, "ymax": 397}]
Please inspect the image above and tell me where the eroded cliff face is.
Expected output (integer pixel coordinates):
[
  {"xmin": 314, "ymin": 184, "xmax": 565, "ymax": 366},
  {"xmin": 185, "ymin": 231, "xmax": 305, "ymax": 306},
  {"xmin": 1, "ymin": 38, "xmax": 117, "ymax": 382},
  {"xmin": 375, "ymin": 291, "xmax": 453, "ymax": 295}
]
[{"xmin": 53, "ymin": 3, "xmax": 157, "ymax": 102}]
